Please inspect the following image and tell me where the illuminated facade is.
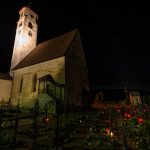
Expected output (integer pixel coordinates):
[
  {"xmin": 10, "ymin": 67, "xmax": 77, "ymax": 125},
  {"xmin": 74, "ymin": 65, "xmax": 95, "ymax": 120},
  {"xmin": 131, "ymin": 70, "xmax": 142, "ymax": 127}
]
[
  {"xmin": 9, "ymin": 6, "xmax": 89, "ymax": 109},
  {"xmin": 0, "ymin": 6, "xmax": 89, "ymax": 111},
  {"xmin": 11, "ymin": 7, "xmax": 38, "ymax": 70}
]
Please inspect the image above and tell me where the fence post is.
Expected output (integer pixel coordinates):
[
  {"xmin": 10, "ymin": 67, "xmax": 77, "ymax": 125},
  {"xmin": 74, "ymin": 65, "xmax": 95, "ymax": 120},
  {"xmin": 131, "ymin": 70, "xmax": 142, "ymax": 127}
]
[
  {"xmin": 1, "ymin": 99, "xmax": 3, "ymax": 111},
  {"xmin": 14, "ymin": 96, "xmax": 20, "ymax": 146},
  {"xmin": 45, "ymin": 103, "xmax": 48, "ymax": 126},
  {"xmin": 53, "ymin": 99, "xmax": 60, "ymax": 149},
  {"xmin": 32, "ymin": 99, "xmax": 39, "ymax": 150}
]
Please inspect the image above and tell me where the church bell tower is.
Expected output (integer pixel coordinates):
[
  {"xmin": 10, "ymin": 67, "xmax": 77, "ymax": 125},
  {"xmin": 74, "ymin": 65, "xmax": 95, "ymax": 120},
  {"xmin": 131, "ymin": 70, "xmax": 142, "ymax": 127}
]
[{"xmin": 10, "ymin": 6, "xmax": 38, "ymax": 70}]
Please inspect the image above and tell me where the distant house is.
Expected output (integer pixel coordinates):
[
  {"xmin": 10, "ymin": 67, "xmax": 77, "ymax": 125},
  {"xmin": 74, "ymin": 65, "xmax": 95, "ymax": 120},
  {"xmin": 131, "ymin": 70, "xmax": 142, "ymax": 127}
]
[
  {"xmin": 129, "ymin": 91, "xmax": 142, "ymax": 105},
  {"xmin": 0, "ymin": 73, "xmax": 12, "ymax": 101}
]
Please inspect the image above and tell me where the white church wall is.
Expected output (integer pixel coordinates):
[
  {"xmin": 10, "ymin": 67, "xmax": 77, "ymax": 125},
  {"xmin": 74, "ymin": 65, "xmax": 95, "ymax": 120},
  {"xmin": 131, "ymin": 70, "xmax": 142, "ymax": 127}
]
[
  {"xmin": 11, "ymin": 56, "xmax": 65, "ymax": 107},
  {"xmin": 0, "ymin": 79, "xmax": 12, "ymax": 101}
]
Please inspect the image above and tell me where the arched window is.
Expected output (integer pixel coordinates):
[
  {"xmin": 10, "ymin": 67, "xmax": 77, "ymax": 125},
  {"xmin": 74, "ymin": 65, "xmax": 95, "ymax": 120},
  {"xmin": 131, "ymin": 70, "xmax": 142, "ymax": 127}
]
[
  {"xmin": 28, "ymin": 31, "xmax": 32, "ymax": 37},
  {"xmin": 20, "ymin": 13, "xmax": 23, "ymax": 18},
  {"xmin": 30, "ymin": 14, "xmax": 34, "ymax": 19},
  {"xmin": 20, "ymin": 77, "xmax": 23, "ymax": 93},
  {"xmin": 19, "ymin": 22, "xmax": 22, "ymax": 27},
  {"xmin": 32, "ymin": 74, "xmax": 37, "ymax": 92},
  {"xmin": 28, "ymin": 22, "xmax": 33, "ymax": 29},
  {"xmin": 18, "ymin": 30, "xmax": 21, "ymax": 35}
]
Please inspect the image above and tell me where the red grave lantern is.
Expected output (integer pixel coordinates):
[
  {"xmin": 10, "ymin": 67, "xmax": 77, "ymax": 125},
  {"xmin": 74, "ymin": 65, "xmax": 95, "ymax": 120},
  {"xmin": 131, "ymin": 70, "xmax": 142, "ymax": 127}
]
[
  {"xmin": 124, "ymin": 112, "xmax": 132, "ymax": 119},
  {"xmin": 43, "ymin": 116, "xmax": 49, "ymax": 124},
  {"xmin": 105, "ymin": 128, "xmax": 110, "ymax": 134},
  {"xmin": 137, "ymin": 116, "xmax": 144, "ymax": 124}
]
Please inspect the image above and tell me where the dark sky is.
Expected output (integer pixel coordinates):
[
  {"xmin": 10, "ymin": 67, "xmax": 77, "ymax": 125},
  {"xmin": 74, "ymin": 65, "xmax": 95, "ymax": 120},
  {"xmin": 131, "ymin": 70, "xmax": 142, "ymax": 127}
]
[{"xmin": 0, "ymin": 1, "xmax": 150, "ymax": 90}]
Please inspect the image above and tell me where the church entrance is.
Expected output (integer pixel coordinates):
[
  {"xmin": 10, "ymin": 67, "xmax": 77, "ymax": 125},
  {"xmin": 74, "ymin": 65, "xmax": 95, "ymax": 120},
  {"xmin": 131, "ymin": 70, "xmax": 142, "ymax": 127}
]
[{"xmin": 38, "ymin": 74, "xmax": 65, "ymax": 101}]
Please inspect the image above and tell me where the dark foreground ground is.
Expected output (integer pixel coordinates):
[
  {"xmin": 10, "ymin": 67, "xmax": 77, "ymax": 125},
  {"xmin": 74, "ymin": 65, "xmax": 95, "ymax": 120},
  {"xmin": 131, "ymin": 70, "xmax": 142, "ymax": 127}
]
[{"xmin": 0, "ymin": 103, "xmax": 150, "ymax": 149}]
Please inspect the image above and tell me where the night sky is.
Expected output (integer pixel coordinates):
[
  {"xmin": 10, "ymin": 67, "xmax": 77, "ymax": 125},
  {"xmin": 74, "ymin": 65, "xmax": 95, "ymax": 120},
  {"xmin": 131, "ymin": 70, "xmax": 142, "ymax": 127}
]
[{"xmin": 0, "ymin": 1, "xmax": 150, "ymax": 90}]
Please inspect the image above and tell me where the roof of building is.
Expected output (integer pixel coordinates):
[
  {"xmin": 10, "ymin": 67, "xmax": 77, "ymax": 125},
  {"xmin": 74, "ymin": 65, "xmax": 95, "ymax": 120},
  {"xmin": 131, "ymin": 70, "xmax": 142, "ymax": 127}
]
[
  {"xmin": 0, "ymin": 73, "xmax": 12, "ymax": 80},
  {"xmin": 13, "ymin": 29, "xmax": 78, "ymax": 70},
  {"xmin": 38, "ymin": 74, "xmax": 65, "ymax": 87}
]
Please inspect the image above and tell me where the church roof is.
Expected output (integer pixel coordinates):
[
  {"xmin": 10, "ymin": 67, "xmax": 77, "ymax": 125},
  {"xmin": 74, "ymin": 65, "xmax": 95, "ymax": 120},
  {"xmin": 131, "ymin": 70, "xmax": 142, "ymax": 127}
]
[
  {"xmin": 13, "ymin": 29, "xmax": 78, "ymax": 70},
  {"xmin": 0, "ymin": 73, "xmax": 12, "ymax": 80}
]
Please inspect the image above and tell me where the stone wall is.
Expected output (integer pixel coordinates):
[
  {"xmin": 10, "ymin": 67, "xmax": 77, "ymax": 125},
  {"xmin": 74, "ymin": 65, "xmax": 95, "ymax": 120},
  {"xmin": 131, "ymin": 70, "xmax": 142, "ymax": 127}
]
[
  {"xmin": 65, "ymin": 33, "xmax": 89, "ymax": 108},
  {"xmin": 11, "ymin": 56, "xmax": 65, "ymax": 107}
]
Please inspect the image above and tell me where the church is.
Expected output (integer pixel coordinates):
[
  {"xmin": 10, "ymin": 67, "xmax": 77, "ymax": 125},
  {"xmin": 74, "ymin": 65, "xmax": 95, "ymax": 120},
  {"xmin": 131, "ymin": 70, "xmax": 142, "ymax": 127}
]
[{"xmin": 0, "ymin": 6, "xmax": 89, "ymax": 111}]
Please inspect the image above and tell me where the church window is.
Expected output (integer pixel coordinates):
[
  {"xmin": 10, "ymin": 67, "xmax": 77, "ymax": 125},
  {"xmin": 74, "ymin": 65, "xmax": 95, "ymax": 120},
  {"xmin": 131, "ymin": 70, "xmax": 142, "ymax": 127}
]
[
  {"xmin": 20, "ymin": 77, "xmax": 23, "ymax": 93},
  {"xmin": 28, "ymin": 31, "xmax": 32, "ymax": 37},
  {"xmin": 18, "ymin": 30, "xmax": 21, "ymax": 35},
  {"xmin": 24, "ymin": 12, "xmax": 28, "ymax": 16},
  {"xmin": 30, "ymin": 14, "xmax": 34, "ymax": 19},
  {"xmin": 28, "ymin": 22, "xmax": 33, "ymax": 29},
  {"xmin": 19, "ymin": 22, "xmax": 22, "ymax": 27},
  {"xmin": 32, "ymin": 74, "xmax": 37, "ymax": 92}
]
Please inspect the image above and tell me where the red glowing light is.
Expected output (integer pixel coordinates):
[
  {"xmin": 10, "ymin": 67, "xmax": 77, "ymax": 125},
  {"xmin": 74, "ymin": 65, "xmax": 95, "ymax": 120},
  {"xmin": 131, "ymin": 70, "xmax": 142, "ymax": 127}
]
[
  {"xmin": 127, "ymin": 113, "xmax": 132, "ymax": 119},
  {"xmin": 142, "ymin": 109, "xmax": 146, "ymax": 112},
  {"xmin": 124, "ymin": 112, "xmax": 132, "ymax": 119},
  {"xmin": 43, "ymin": 116, "xmax": 49, "ymax": 124},
  {"xmin": 137, "ymin": 116, "xmax": 144, "ymax": 124},
  {"xmin": 45, "ymin": 118, "xmax": 49, "ymax": 122},
  {"xmin": 105, "ymin": 128, "xmax": 110, "ymax": 133}
]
